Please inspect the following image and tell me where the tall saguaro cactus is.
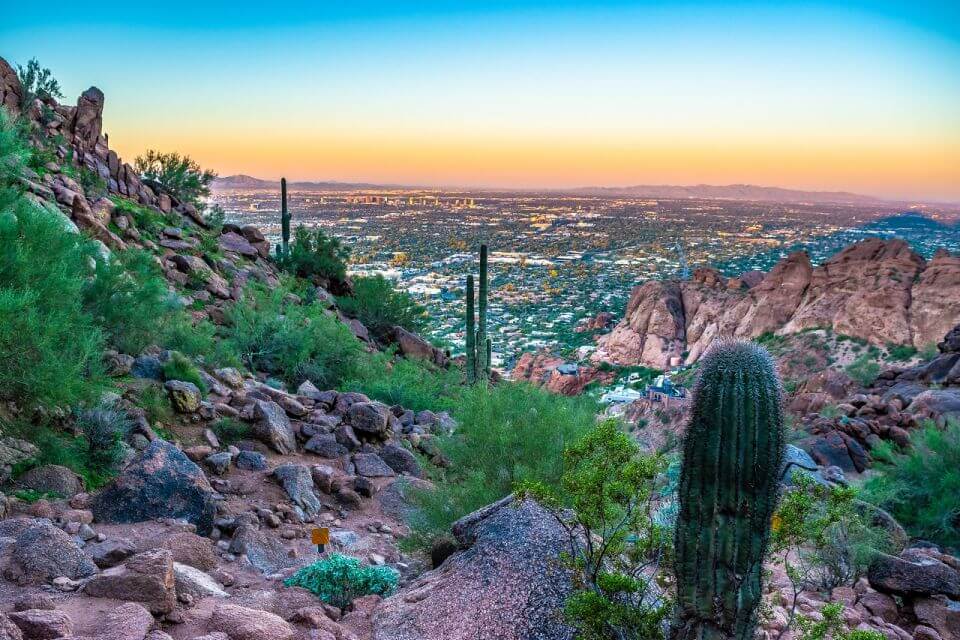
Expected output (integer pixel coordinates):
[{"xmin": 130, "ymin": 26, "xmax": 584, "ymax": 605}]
[
  {"xmin": 672, "ymin": 340, "xmax": 785, "ymax": 640},
  {"xmin": 463, "ymin": 245, "xmax": 492, "ymax": 383},
  {"xmin": 280, "ymin": 177, "xmax": 291, "ymax": 258}
]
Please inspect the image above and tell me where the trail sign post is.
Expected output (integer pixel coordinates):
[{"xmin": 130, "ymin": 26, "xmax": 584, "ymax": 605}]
[{"xmin": 311, "ymin": 527, "xmax": 330, "ymax": 554}]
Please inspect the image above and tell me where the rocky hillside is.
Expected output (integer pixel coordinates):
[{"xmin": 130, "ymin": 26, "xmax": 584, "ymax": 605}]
[{"xmin": 593, "ymin": 239, "xmax": 960, "ymax": 369}]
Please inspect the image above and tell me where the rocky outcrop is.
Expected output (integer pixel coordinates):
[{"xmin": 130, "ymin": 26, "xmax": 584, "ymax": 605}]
[
  {"xmin": 372, "ymin": 496, "xmax": 575, "ymax": 640},
  {"xmin": 511, "ymin": 352, "xmax": 614, "ymax": 396},
  {"xmin": 594, "ymin": 240, "xmax": 960, "ymax": 368}
]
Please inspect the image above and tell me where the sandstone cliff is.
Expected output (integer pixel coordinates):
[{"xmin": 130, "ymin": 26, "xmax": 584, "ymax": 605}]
[{"xmin": 594, "ymin": 238, "xmax": 960, "ymax": 368}]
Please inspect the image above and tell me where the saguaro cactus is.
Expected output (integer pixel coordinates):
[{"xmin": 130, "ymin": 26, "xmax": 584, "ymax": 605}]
[
  {"xmin": 463, "ymin": 245, "xmax": 492, "ymax": 383},
  {"xmin": 280, "ymin": 177, "xmax": 291, "ymax": 258},
  {"xmin": 672, "ymin": 340, "xmax": 785, "ymax": 640}
]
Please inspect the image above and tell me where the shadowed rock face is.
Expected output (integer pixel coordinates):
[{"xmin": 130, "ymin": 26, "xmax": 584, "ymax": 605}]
[
  {"xmin": 92, "ymin": 440, "xmax": 217, "ymax": 535},
  {"xmin": 372, "ymin": 497, "xmax": 575, "ymax": 640},
  {"xmin": 594, "ymin": 239, "xmax": 960, "ymax": 368}
]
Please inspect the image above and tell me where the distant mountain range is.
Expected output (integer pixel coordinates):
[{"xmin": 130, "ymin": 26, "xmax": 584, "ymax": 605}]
[{"xmin": 213, "ymin": 175, "xmax": 930, "ymax": 206}]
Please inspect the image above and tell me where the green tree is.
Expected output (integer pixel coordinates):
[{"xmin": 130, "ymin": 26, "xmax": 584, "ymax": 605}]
[
  {"xmin": 134, "ymin": 150, "xmax": 216, "ymax": 209},
  {"xmin": 337, "ymin": 274, "xmax": 428, "ymax": 341},
  {"xmin": 15, "ymin": 59, "xmax": 63, "ymax": 110},
  {"xmin": 518, "ymin": 420, "xmax": 671, "ymax": 640},
  {"xmin": 280, "ymin": 225, "xmax": 350, "ymax": 283}
]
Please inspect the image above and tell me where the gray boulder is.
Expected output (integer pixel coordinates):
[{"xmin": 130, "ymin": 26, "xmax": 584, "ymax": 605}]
[
  {"xmin": 92, "ymin": 439, "xmax": 217, "ymax": 535},
  {"xmin": 235, "ymin": 450, "xmax": 268, "ymax": 471},
  {"xmin": 252, "ymin": 400, "xmax": 297, "ymax": 454},
  {"xmin": 378, "ymin": 443, "xmax": 421, "ymax": 477},
  {"xmin": 868, "ymin": 551, "xmax": 960, "ymax": 598},
  {"xmin": 304, "ymin": 433, "xmax": 348, "ymax": 458},
  {"xmin": 3, "ymin": 519, "xmax": 97, "ymax": 585},
  {"xmin": 165, "ymin": 380, "xmax": 202, "ymax": 413},
  {"xmin": 273, "ymin": 464, "xmax": 322, "ymax": 516},
  {"xmin": 345, "ymin": 402, "xmax": 391, "ymax": 439},
  {"xmin": 353, "ymin": 453, "xmax": 396, "ymax": 478},
  {"xmin": 372, "ymin": 497, "xmax": 575, "ymax": 640}
]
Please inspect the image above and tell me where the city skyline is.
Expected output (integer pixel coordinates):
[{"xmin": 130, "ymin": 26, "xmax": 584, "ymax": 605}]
[{"xmin": 3, "ymin": 1, "xmax": 959, "ymax": 201}]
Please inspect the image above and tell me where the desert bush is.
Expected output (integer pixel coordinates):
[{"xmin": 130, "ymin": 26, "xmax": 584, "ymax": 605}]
[
  {"xmin": 83, "ymin": 248, "xmax": 172, "ymax": 354},
  {"xmin": 211, "ymin": 417, "xmax": 249, "ymax": 445},
  {"xmin": 863, "ymin": 419, "xmax": 960, "ymax": 548},
  {"xmin": 885, "ymin": 343, "xmax": 917, "ymax": 362},
  {"xmin": 15, "ymin": 58, "xmax": 63, "ymax": 110},
  {"xmin": 280, "ymin": 226, "xmax": 349, "ymax": 283},
  {"xmin": 134, "ymin": 150, "xmax": 216, "ymax": 209},
  {"xmin": 337, "ymin": 275, "xmax": 428, "ymax": 340},
  {"xmin": 223, "ymin": 283, "xmax": 367, "ymax": 387},
  {"xmin": 350, "ymin": 356, "xmax": 460, "ymax": 413},
  {"xmin": 844, "ymin": 353, "xmax": 880, "ymax": 387},
  {"xmin": 404, "ymin": 382, "xmax": 596, "ymax": 548},
  {"xmin": 135, "ymin": 384, "xmax": 174, "ymax": 426},
  {"xmin": 162, "ymin": 352, "xmax": 207, "ymax": 393},
  {"xmin": 284, "ymin": 554, "xmax": 398, "ymax": 609},
  {"xmin": 796, "ymin": 602, "xmax": 883, "ymax": 640},
  {"xmin": 518, "ymin": 420, "xmax": 671, "ymax": 640},
  {"xmin": 73, "ymin": 405, "xmax": 132, "ymax": 483}
]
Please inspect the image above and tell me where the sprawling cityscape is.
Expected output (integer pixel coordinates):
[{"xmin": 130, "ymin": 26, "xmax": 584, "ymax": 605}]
[{"xmin": 213, "ymin": 185, "xmax": 960, "ymax": 371}]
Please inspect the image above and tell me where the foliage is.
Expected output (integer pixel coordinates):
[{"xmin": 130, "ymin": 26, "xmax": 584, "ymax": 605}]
[
  {"xmin": 223, "ymin": 283, "xmax": 367, "ymax": 387},
  {"xmin": 162, "ymin": 352, "xmax": 208, "ymax": 393},
  {"xmin": 83, "ymin": 248, "xmax": 173, "ymax": 354},
  {"xmin": 283, "ymin": 554, "xmax": 398, "ymax": 609},
  {"xmin": 110, "ymin": 197, "xmax": 175, "ymax": 240},
  {"xmin": 863, "ymin": 419, "xmax": 960, "ymax": 548},
  {"xmin": 796, "ymin": 602, "xmax": 883, "ymax": 640},
  {"xmin": 349, "ymin": 356, "xmax": 460, "ymax": 414},
  {"xmin": 0, "ymin": 199, "xmax": 106, "ymax": 410},
  {"xmin": 73, "ymin": 405, "xmax": 132, "ymax": 484},
  {"xmin": 134, "ymin": 149, "xmax": 216, "ymax": 209},
  {"xmin": 771, "ymin": 473, "xmax": 892, "ymax": 637},
  {"xmin": 517, "ymin": 420, "xmax": 671, "ymax": 640},
  {"xmin": 844, "ymin": 354, "xmax": 880, "ymax": 387},
  {"xmin": 404, "ymin": 382, "xmax": 596, "ymax": 549},
  {"xmin": 918, "ymin": 342, "xmax": 939, "ymax": 361},
  {"xmin": 134, "ymin": 384, "xmax": 174, "ymax": 427},
  {"xmin": 211, "ymin": 417, "xmax": 250, "ymax": 445},
  {"xmin": 15, "ymin": 58, "xmax": 63, "ymax": 110},
  {"xmin": 885, "ymin": 343, "xmax": 917, "ymax": 362},
  {"xmin": 279, "ymin": 225, "xmax": 350, "ymax": 283},
  {"xmin": 337, "ymin": 275, "xmax": 428, "ymax": 341}
]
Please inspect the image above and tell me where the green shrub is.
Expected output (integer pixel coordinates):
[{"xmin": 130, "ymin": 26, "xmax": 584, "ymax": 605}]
[
  {"xmin": 284, "ymin": 554, "xmax": 398, "ymax": 609},
  {"xmin": 350, "ymin": 356, "xmax": 460, "ymax": 413},
  {"xmin": 863, "ymin": 420, "xmax": 960, "ymax": 548},
  {"xmin": 211, "ymin": 417, "xmax": 249, "ymax": 445},
  {"xmin": 0, "ymin": 200, "xmax": 106, "ymax": 410},
  {"xmin": 73, "ymin": 405, "xmax": 132, "ymax": 483},
  {"xmin": 134, "ymin": 150, "xmax": 216, "ymax": 209},
  {"xmin": 15, "ymin": 58, "xmax": 63, "ymax": 110},
  {"xmin": 162, "ymin": 352, "xmax": 207, "ymax": 393},
  {"xmin": 518, "ymin": 420, "xmax": 671, "ymax": 640},
  {"xmin": 796, "ymin": 602, "xmax": 883, "ymax": 640},
  {"xmin": 919, "ymin": 342, "xmax": 939, "ymax": 361},
  {"xmin": 337, "ymin": 275, "xmax": 428, "ymax": 341},
  {"xmin": 844, "ymin": 353, "xmax": 880, "ymax": 387},
  {"xmin": 224, "ymin": 283, "xmax": 367, "ymax": 387},
  {"xmin": 404, "ymin": 382, "xmax": 596, "ymax": 548},
  {"xmin": 135, "ymin": 383, "xmax": 174, "ymax": 426},
  {"xmin": 83, "ymin": 248, "xmax": 173, "ymax": 354},
  {"xmin": 885, "ymin": 343, "xmax": 917, "ymax": 362},
  {"xmin": 280, "ymin": 226, "xmax": 349, "ymax": 283}
]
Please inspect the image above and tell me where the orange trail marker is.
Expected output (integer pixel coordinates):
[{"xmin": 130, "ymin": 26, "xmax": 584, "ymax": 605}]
[{"xmin": 311, "ymin": 527, "xmax": 330, "ymax": 554}]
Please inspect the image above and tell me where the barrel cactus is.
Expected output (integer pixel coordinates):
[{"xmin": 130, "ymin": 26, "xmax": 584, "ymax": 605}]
[{"xmin": 672, "ymin": 340, "xmax": 785, "ymax": 640}]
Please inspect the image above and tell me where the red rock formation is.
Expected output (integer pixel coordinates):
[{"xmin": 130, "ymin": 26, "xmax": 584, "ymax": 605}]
[
  {"xmin": 512, "ymin": 351, "xmax": 614, "ymax": 396},
  {"xmin": 594, "ymin": 240, "xmax": 959, "ymax": 368}
]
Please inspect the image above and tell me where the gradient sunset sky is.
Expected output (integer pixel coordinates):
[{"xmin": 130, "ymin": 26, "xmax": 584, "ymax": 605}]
[{"xmin": 3, "ymin": 1, "xmax": 959, "ymax": 201}]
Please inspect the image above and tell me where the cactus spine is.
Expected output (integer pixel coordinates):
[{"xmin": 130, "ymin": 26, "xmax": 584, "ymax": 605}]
[
  {"xmin": 280, "ymin": 177, "xmax": 290, "ymax": 258},
  {"xmin": 463, "ymin": 245, "xmax": 491, "ymax": 383},
  {"xmin": 672, "ymin": 340, "xmax": 785, "ymax": 640}
]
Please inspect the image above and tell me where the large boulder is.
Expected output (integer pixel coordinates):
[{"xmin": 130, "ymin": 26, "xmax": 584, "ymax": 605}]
[
  {"xmin": 164, "ymin": 380, "xmax": 202, "ymax": 413},
  {"xmin": 91, "ymin": 440, "xmax": 217, "ymax": 535},
  {"xmin": 372, "ymin": 496, "xmax": 575, "ymax": 640},
  {"xmin": 7, "ymin": 609, "xmax": 72, "ymax": 639},
  {"xmin": 158, "ymin": 531, "xmax": 218, "ymax": 571},
  {"xmin": 172, "ymin": 562, "xmax": 228, "ymax": 599},
  {"xmin": 252, "ymin": 400, "xmax": 297, "ymax": 454},
  {"xmin": 379, "ymin": 443, "xmax": 422, "ymax": 477},
  {"xmin": 345, "ymin": 402, "xmax": 392, "ymax": 440},
  {"xmin": 392, "ymin": 326, "xmax": 449, "ymax": 368},
  {"xmin": 83, "ymin": 549, "xmax": 176, "ymax": 614},
  {"xmin": 207, "ymin": 604, "xmax": 295, "ymax": 640},
  {"xmin": 868, "ymin": 551, "xmax": 960, "ymax": 598},
  {"xmin": 3, "ymin": 519, "xmax": 97, "ymax": 585},
  {"xmin": 228, "ymin": 524, "xmax": 297, "ymax": 575}
]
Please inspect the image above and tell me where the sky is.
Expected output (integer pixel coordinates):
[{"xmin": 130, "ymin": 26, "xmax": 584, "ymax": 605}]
[{"xmin": 2, "ymin": 1, "xmax": 959, "ymax": 201}]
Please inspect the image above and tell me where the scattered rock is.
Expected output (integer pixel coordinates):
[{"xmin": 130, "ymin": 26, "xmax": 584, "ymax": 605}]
[
  {"xmin": 378, "ymin": 444, "xmax": 421, "ymax": 477},
  {"xmin": 252, "ymin": 400, "xmax": 297, "ymax": 454},
  {"xmin": 83, "ymin": 549, "xmax": 176, "ymax": 614},
  {"xmin": 273, "ymin": 464, "xmax": 322, "ymax": 517},
  {"xmin": 352, "ymin": 453, "xmax": 396, "ymax": 478},
  {"xmin": 165, "ymin": 380, "xmax": 202, "ymax": 413},
  {"xmin": 868, "ymin": 552, "xmax": 960, "ymax": 598},
  {"xmin": 173, "ymin": 562, "xmax": 229, "ymax": 599},
  {"xmin": 16, "ymin": 464, "xmax": 84, "ymax": 498},
  {"xmin": 4, "ymin": 519, "xmax": 97, "ymax": 585},
  {"xmin": 207, "ymin": 603, "xmax": 295, "ymax": 640}
]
